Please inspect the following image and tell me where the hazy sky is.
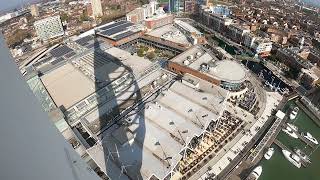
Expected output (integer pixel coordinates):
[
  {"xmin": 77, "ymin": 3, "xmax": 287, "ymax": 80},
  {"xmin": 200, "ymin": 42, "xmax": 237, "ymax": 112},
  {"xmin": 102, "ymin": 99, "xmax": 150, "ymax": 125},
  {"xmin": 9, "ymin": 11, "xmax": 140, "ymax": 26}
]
[
  {"xmin": 0, "ymin": 0, "xmax": 37, "ymax": 12},
  {"xmin": 0, "ymin": 0, "xmax": 319, "ymax": 12}
]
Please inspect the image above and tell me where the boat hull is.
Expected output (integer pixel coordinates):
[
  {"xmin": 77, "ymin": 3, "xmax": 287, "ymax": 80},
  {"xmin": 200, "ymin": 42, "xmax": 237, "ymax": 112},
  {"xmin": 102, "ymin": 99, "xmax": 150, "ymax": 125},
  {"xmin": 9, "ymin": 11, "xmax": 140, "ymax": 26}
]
[{"xmin": 282, "ymin": 150, "xmax": 301, "ymax": 168}]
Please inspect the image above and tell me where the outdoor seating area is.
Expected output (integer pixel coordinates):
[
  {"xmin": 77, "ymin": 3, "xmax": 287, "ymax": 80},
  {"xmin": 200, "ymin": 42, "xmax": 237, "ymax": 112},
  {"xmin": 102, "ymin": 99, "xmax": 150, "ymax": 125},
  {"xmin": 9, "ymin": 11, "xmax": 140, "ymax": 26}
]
[
  {"xmin": 176, "ymin": 111, "xmax": 245, "ymax": 178},
  {"xmin": 229, "ymin": 81, "xmax": 260, "ymax": 115}
]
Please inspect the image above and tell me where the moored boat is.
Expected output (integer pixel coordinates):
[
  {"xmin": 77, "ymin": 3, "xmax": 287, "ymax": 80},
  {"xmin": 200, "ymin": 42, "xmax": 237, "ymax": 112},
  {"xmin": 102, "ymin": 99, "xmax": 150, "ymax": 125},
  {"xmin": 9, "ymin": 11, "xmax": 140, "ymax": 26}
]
[
  {"xmin": 289, "ymin": 107, "xmax": 299, "ymax": 120},
  {"xmin": 294, "ymin": 148, "xmax": 311, "ymax": 164},
  {"xmin": 246, "ymin": 166, "xmax": 262, "ymax": 180},
  {"xmin": 286, "ymin": 123, "xmax": 298, "ymax": 131},
  {"xmin": 264, "ymin": 147, "xmax": 274, "ymax": 160},
  {"xmin": 302, "ymin": 132, "xmax": 318, "ymax": 145},
  {"xmin": 282, "ymin": 126, "xmax": 298, "ymax": 139},
  {"xmin": 282, "ymin": 150, "xmax": 301, "ymax": 168}
]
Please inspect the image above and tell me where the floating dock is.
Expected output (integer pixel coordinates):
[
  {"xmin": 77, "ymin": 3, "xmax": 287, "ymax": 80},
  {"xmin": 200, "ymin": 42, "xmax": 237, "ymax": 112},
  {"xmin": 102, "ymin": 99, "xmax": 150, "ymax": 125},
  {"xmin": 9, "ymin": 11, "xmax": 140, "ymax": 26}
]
[{"xmin": 274, "ymin": 139, "xmax": 308, "ymax": 168}]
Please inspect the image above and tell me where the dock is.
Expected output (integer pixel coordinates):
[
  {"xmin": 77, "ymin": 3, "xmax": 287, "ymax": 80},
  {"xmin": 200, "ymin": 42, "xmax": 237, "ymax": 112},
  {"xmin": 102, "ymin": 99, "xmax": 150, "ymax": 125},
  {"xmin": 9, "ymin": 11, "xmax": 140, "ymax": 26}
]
[
  {"xmin": 295, "ymin": 130, "xmax": 316, "ymax": 149},
  {"xmin": 274, "ymin": 139, "xmax": 309, "ymax": 168},
  {"xmin": 296, "ymin": 99, "xmax": 320, "ymax": 127},
  {"xmin": 283, "ymin": 124, "xmax": 316, "ymax": 149}
]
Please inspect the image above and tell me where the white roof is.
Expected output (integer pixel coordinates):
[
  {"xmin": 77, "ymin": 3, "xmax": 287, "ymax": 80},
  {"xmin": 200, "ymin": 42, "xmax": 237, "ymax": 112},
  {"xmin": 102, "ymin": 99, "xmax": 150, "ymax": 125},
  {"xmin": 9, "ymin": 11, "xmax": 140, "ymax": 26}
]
[
  {"xmin": 207, "ymin": 60, "xmax": 247, "ymax": 83},
  {"xmin": 276, "ymin": 110, "xmax": 286, "ymax": 120},
  {"xmin": 146, "ymin": 24, "xmax": 190, "ymax": 45},
  {"xmin": 41, "ymin": 63, "xmax": 95, "ymax": 109},
  {"xmin": 88, "ymin": 78, "xmax": 228, "ymax": 179}
]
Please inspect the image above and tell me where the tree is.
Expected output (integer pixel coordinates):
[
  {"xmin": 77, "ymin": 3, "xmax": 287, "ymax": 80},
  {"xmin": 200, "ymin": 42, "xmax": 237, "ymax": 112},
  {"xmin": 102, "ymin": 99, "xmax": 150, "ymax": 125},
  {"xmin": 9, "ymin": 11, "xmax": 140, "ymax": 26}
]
[
  {"xmin": 60, "ymin": 13, "xmax": 69, "ymax": 22},
  {"xmin": 6, "ymin": 29, "xmax": 31, "ymax": 48},
  {"xmin": 137, "ymin": 48, "xmax": 144, "ymax": 57},
  {"xmin": 146, "ymin": 52, "xmax": 156, "ymax": 60},
  {"xmin": 79, "ymin": 13, "xmax": 89, "ymax": 22},
  {"xmin": 284, "ymin": 67, "xmax": 301, "ymax": 80}
]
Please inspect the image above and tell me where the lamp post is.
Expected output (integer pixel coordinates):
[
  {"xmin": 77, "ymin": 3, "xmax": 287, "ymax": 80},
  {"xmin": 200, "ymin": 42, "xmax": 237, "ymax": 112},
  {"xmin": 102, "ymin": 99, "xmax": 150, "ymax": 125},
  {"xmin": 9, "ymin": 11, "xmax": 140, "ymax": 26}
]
[
  {"xmin": 155, "ymin": 141, "xmax": 172, "ymax": 167},
  {"xmin": 169, "ymin": 121, "xmax": 188, "ymax": 145}
]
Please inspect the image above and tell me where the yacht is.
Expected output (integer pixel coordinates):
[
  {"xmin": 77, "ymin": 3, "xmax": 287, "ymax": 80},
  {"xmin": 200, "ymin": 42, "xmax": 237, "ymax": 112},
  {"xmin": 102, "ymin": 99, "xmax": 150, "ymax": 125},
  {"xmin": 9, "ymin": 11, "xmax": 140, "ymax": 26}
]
[
  {"xmin": 246, "ymin": 166, "xmax": 262, "ymax": 180},
  {"xmin": 282, "ymin": 126, "xmax": 298, "ymax": 139},
  {"xmin": 290, "ymin": 107, "xmax": 299, "ymax": 120},
  {"xmin": 294, "ymin": 148, "xmax": 311, "ymax": 163},
  {"xmin": 264, "ymin": 147, "xmax": 275, "ymax": 160},
  {"xmin": 302, "ymin": 132, "xmax": 318, "ymax": 145},
  {"xmin": 286, "ymin": 123, "xmax": 298, "ymax": 131},
  {"xmin": 282, "ymin": 150, "xmax": 301, "ymax": 168}
]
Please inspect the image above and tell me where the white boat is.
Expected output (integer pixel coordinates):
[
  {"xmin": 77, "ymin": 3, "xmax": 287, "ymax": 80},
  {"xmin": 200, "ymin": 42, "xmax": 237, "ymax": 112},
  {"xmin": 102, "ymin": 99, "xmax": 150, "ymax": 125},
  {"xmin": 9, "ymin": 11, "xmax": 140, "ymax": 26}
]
[
  {"xmin": 246, "ymin": 166, "xmax": 262, "ymax": 180},
  {"xmin": 282, "ymin": 150, "xmax": 301, "ymax": 168},
  {"xmin": 286, "ymin": 123, "xmax": 298, "ymax": 131},
  {"xmin": 302, "ymin": 132, "xmax": 318, "ymax": 145},
  {"xmin": 264, "ymin": 147, "xmax": 274, "ymax": 160},
  {"xmin": 294, "ymin": 148, "xmax": 311, "ymax": 163},
  {"xmin": 282, "ymin": 126, "xmax": 298, "ymax": 139},
  {"xmin": 290, "ymin": 107, "xmax": 299, "ymax": 120}
]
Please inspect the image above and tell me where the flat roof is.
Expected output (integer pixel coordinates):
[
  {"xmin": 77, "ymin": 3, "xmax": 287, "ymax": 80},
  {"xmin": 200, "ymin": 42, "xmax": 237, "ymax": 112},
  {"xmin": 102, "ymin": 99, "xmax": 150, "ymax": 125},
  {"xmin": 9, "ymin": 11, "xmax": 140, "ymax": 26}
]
[
  {"xmin": 172, "ymin": 46, "xmax": 246, "ymax": 83},
  {"xmin": 87, "ymin": 71, "xmax": 228, "ymax": 179},
  {"xmin": 41, "ymin": 63, "xmax": 95, "ymax": 109},
  {"xmin": 190, "ymin": 59, "xmax": 247, "ymax": 83},
  {"xmin": 174, "ymin": 19, "xmax": 202, "ymax": 35},
  {"xmin": 40, "ymin": 44, "xmax": 152, "ymax": 110},
  {"xmin": 146, "ymin": 24, "xmax": 190, "ymax": 45}
]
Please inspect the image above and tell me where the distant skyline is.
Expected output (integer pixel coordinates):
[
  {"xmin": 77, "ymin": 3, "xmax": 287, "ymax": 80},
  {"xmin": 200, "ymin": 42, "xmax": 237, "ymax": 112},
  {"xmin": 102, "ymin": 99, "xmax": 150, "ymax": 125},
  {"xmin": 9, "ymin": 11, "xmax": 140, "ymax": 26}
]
[{"xmin": 0, "ymin": 0, "xmax": 319, "ymax": 13}]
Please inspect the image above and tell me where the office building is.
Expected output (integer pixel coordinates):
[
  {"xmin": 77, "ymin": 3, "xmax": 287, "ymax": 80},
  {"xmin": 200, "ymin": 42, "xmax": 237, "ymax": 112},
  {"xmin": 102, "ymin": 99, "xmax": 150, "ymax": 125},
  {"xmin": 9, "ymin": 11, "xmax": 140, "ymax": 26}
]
[
  {"xmin": 91, "ymin": 0, "xmax": 103, "ymax": 18},
  {"xmin": 126, "ymin": 1, "xmax": 156, "ymax": 23},
  {"xmin": 211, "ymin": 5, "xmax": 231, "ymax": 16},
  {"xmin": 145, "ymin": 14, "xmax": 174, "ymax": 30},
  {"xmin": 34, "ymin": 16, "xmax": 64, "ymax": 41},
  {"xmin": 199, "ymin": 7, "xmax": 233, "ymax": 33},
  {"xmin": 169, "ymin": 0, "xmax": 180, "ymax": 13}
]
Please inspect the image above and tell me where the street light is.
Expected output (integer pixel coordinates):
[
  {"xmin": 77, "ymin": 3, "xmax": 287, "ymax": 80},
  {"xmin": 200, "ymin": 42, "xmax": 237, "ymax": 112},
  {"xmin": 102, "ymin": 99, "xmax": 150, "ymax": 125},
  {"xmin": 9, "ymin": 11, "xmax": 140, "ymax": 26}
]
[
  {"xmin": 169, "ymin": 121, "xmax": 188, "ymax": 145},
  {"xmin": 155, "ymin": 141, "xmax": 172, "ymax": 168}
]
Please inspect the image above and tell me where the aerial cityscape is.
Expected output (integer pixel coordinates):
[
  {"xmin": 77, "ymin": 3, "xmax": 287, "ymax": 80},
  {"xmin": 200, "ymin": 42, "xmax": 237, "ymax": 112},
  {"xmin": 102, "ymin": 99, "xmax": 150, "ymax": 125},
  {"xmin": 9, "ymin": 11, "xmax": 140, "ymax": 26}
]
[{"xmin": 0, "ymin": 0, "xmax": 320, "ymax": 180}]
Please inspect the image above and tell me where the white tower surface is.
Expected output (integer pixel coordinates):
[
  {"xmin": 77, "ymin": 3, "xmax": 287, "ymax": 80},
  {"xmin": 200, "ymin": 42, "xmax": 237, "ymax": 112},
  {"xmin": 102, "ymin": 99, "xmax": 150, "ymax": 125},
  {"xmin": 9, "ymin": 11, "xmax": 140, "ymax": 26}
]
[{"xmin": 0, "ymin": 34, "xmax": 101, "ymax": 180}]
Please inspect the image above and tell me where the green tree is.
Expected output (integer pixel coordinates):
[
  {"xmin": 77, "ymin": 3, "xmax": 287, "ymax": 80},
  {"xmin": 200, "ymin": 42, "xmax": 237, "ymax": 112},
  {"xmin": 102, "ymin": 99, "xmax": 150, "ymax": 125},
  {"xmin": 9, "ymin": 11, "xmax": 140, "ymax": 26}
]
[
  {"xmin": 146, "ymin": 52, "xmax": 156, "ymax": 60},
  {"xmin": 137, "ymin": 48, "xmax": 144, "ymax": 57},
  {"xmin": 60, "ymin": 13, "xmax": 69, "ymax": 22},
  {"xmin": 6, "ymin": 29, "xmax": 31, "ymax": 48}
]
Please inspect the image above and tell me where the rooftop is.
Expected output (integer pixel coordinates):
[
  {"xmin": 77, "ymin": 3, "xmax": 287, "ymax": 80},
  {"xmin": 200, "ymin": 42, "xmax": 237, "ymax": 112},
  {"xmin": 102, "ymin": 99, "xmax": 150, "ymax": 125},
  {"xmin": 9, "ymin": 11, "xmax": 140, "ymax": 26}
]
[
  {"xmin": 172, "ymin": 46, "xmax": 247, "ymax": 83},
  {"xmin": 39, "ymin": 42, "xmax": 152, "ymax": 110},
  {"xmin": 87, "ymin": 73, "xmax": 228, "ymax": 179},
  {"xmin": 40, "ymin": 63, "xmax": 95, "ymax": 109},
  {"xmin": 146, "ymin": 24, "xmax": 190, "ymax": 45},
  {"xmin": 96, "ymin": 20, "xmax": 142, "ymax": 41}
]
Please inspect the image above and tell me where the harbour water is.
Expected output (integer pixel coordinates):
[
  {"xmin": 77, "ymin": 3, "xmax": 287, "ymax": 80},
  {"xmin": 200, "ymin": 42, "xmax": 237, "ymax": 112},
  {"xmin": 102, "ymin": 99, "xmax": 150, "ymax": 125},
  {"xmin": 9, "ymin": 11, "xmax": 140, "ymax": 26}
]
[{"xmin": 258, "ymin": 101, "xmax": 320, "ymax": 180}]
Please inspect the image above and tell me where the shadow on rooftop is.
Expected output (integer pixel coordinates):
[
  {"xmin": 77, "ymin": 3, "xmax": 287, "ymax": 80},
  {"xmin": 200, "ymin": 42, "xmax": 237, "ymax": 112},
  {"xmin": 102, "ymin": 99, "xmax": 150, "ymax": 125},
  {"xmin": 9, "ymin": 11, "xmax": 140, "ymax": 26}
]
[{"xmin": 91, "ymin": 36, "xmax": 145, "ymax": 179}]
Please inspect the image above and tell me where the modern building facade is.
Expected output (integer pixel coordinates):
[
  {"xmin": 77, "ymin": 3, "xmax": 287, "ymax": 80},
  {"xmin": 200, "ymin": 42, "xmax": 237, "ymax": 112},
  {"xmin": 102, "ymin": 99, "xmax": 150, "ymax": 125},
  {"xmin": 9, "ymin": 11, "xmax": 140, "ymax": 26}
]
[
  {"xmin": 211, "ymin": 5, "xmax": 231, "ymax": 16},
  {"xmin": 126, "ymin": 1, "xmax": 156, "ymax": 23},
  {"xmin": 145, "ymin": 14, "xmax": 174, "ymax": 30},
  {"xmin": 34, "ymin": 16, "xmax": 64, "ymax": 41},
  {"xmin": 91, "ymin": 0, "xmax": 103, "ymax": 18},
  {"xmin": 169, "ymin": 0, "xmax": 181, "ymax": 13}
]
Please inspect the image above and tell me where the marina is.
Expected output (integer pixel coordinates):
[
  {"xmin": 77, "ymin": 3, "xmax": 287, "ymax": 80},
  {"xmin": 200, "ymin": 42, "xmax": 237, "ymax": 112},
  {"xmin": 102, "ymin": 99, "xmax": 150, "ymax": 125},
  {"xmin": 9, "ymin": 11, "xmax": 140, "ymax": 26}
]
[{"xmin": 258, "ymin": 101, "xmax": 320, "ymax": 180}]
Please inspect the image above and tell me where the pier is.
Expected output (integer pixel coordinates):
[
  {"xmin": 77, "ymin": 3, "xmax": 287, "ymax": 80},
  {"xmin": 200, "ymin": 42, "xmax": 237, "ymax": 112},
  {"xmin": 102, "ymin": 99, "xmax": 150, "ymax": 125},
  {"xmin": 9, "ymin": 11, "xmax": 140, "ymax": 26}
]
[
  {"xmin": 295, "ymin": 130, "xmax": 316, "ymax": 149},
  {"xmin": 274, "ymin": 139, "xmax": 309, "ymax": 168},
  {"xmin": 282, "ymin": 124, "xmax": 316, "ymax": 149},
  {"xmin": 296, "ymin": 99, "xmax": 320, "ymax": 127}
]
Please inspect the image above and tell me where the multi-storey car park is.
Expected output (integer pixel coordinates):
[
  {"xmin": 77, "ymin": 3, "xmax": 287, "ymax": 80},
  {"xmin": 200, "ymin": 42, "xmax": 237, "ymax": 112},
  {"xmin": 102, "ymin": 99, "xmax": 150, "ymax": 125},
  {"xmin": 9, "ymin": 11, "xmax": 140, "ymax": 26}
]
[{"xmin": 22, "ymin": 19, "xmax": 283, "ymax": 180}]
